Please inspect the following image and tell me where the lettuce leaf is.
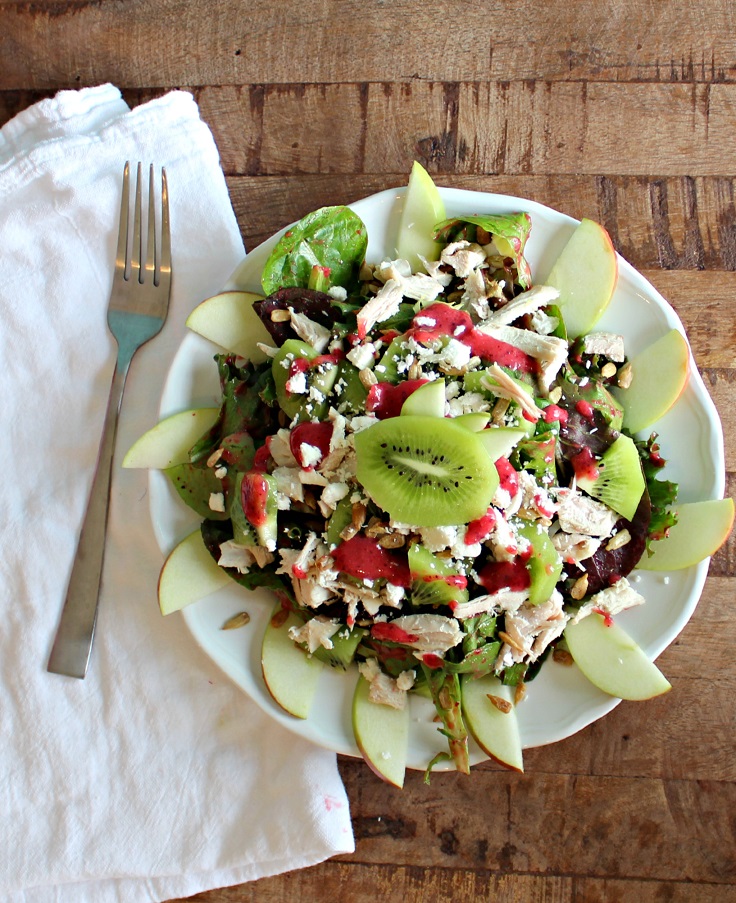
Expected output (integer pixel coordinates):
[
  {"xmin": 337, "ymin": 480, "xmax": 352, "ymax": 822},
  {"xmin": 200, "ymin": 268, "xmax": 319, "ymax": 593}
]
[{"xmin": 261, "ymin": 206, "xmax": 368, "ymax": 295}]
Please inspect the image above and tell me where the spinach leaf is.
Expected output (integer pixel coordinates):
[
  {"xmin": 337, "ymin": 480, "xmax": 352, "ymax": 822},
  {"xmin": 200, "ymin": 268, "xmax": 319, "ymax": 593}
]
[{"xmin": 261, "ymin": 206, "xmax": 368, "ymax": 295}]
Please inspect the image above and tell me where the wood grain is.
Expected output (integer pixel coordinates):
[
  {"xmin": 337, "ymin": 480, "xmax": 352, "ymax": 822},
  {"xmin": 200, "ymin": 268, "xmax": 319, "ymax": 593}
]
[
  {"xmin": 175, "ymin": 863, "xmax": 736, "ymax": 903},
  {"xmin": 2, "ymin": 0, "xmax": 736, "ymax": 88}
]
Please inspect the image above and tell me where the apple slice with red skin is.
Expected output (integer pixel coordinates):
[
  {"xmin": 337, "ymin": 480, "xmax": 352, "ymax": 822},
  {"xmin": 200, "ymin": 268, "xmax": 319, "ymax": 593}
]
[
  {"xmin": 613, "ymin": 328, "xmax": 690, "ymax": 434},
  {"xmin": 461, "ymin": 674, "xmax": 524, "ymax": 772},
  {"xmin": 261, "ymin": 608, "xmax": 324, "ymax": 719},
  {"xmin": 185, "ymin": 290, "xmax": 270, "ymax": 362},
  {"xmin": 565, "ymin": 612, "xmax": 671, "ymax": 701},
  {"xmin": 158, "ymin": 529, "xmax": 231, "ymax": 616},
  {"xmin": 352, "ymin": 675, "xmax": 409, "ymax": 788},
  {"xmin": 544, "ymin": 218, "xmax": 618, "ymax": 338},
  {"xmin": 636, "ymin": 498, "xmax": 734, "ymax": 571},
  {"xmin": 122, "ymin": 407, "xmax": 219, "ymax": 469}
]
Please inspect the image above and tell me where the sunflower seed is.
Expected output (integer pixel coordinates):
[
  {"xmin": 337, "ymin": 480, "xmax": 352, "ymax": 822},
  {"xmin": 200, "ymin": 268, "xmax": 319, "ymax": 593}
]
[{"xmin": 221, "ymin": 611, "xmax": 250, "ymax": 630}]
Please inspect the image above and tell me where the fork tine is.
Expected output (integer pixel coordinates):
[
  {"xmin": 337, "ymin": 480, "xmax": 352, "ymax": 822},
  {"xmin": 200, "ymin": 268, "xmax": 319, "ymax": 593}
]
[
  {"xmin": 160, "ymin": 167, "xmax": 171, "ymax": 286},
  {"xmin": 131, "ymin": 162, "xmax": 143, "ymax": 283},
  {"xmin": 115, "ymin": 162, "xmax": 130, "ymax": 274},
  {"xmin": 145, "ymin": 164, "xmax": 157, "ymax": 285}
]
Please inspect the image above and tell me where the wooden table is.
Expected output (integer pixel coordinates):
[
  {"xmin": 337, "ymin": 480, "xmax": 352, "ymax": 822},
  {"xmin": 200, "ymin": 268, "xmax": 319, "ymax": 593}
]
[{"xmin": 3, "ymin": 3, "xmax": 735, "ymax": 900}]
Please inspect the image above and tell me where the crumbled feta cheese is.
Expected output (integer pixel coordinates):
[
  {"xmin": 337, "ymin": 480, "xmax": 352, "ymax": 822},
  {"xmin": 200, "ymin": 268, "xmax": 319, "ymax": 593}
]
[
  {"xmin": 299, "ymin": 442, "xmax": 324, "ymax": 469},
  {"xmin": 285, "ymin": 370, "xmax": 307, "ymax": 395},
  {"xmin": 208, "ymin": 492, "xmax": 225, "ymax": 513},
  {"xmin": 346, "ymin": 342, "xmax": 376, "ymax": 371},
  {"xmin": 328, "ymin": 285, "xmax": 348, "ymax": 302}
]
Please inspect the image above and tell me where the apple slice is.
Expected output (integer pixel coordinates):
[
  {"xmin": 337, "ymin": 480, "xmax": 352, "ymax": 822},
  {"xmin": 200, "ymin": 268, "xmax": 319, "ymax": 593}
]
[
  {"xmin": 400, "ymin": 377, "xmax": 446, "ymax": 417},
  {"xmin": 636, "ymin": 498, "xmax": 734, "ymax": 571},
  {"xmin": 461, "ymin": 674, "xmax": 524, "ymax": 772},
  {"xmin": 453, "ymin": 412, "xmax": 491, "ymax": 432},
  {"xmin": 395, "ymin": 161, "xmax": 446, "ymax": 271},
  {"xmin": 352, "ymin": 675, "xmax": 409, "ymax": 788},
  {"xmin": 122, "ymin": 407, "xmax": 219, "ymax": 469},
  {"xmin": 185, "ymin": 290, "xmax": 270, "ymax": 362},
  {"xmin": 612, "ymin": 329, "xmax": 690, "ymax": 434},
  {"xmin": 157, "ymin": 529, "xmax": 231, "ymax": 616},
  {"xmin": 261, "ymin": 608, "xmax": 324, "ymax": 718},
  {"xmin": 476, "ymin": 426, "xmax": 527, "ymax": 462},
  {"xmin": 565, "ymin": 612, "xmax": 671, "ymax": 700},
  {"xmin": 544, "ymin": 218, "xmax": 618, "ymax": 338}
]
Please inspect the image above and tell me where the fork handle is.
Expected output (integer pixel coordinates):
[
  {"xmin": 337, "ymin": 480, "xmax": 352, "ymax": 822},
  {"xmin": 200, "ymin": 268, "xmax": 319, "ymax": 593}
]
[{"xmin": 47, "ymin": 355, "xmax": 130, "ymax": 678}]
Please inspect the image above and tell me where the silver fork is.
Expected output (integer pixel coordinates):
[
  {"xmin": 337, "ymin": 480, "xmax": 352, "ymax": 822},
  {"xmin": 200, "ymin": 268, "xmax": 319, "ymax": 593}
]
[{"xmin": 48, "ymin": 162, "xmax": 172, "ymax": 679}]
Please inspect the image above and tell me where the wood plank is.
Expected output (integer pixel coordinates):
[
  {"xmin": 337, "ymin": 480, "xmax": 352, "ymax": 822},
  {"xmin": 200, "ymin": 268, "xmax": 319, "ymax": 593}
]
[
  {"xmin": 6, "ymin": 83, "xmax": 736, "ymax": 182},
  {"xmin": 197, "ymin": 82, "xmax": 736, "ymax": 177},
  {"xmin": 168, "ymin": 862, "xmax": 736, "ymax": 902},
  {"xmin": 3, "ymin": 1, "xmax": 736, "ymax": 89},
  {"xmin": 168, "ymin": 862, "xmax": 573, "ymax": 902},
  {"xmin": 336, "ymin": 764, "xmax": 736, "ymax": 883}
]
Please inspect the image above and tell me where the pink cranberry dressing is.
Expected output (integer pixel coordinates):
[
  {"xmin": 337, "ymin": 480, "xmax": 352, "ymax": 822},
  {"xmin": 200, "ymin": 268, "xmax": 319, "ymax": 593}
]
[
  {"xmin": 410, "ymin": 304, "xmax": 537, "ymax": 374},
  {"xmin": 241, "ymin": 471, "xmax": 271, "ymax": 527},
  {"xmin": 289, "ymin": 421, "xmax": 334, "ymax": 467},
  {"xmin": 331, "ymin": 534, "xmax": 412, "ymax": 587},
  {"xmin": 366, "ymin": 379, "xmax": 429, "ymax": 419}
]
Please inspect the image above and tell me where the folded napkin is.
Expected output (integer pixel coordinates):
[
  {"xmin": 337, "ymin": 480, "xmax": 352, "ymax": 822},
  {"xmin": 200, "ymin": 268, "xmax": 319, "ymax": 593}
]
[{"xmin": 0, "ymin": 85, "xmax": 354, "ymax": 903}]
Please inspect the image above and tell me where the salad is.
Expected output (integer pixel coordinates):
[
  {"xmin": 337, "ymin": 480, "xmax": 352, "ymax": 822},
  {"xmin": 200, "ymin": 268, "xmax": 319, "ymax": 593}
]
[{"xmin": 131, "ymin": 168, "xmax": 732, "ymax": 783}]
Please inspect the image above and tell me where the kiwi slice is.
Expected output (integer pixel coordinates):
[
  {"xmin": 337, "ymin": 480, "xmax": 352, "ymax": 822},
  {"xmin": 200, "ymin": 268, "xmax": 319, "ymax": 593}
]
[
  {"xmin": 271, "ymin": 338, "xmax": 338, "ymax": 422},
  {"xmin": 353, "ymin": 415, "xmax": 499, "ymax": 527},
  {"xmin": 312, "ymin": 626, "xmax": 366, "ymax": 670},
  {"xmin": 577, "ymin": 434, "xmax": 645, "ymax": 521},
  {"xmin": 408, "ymin": 543, "xmax": 469, "ymax": 608}
]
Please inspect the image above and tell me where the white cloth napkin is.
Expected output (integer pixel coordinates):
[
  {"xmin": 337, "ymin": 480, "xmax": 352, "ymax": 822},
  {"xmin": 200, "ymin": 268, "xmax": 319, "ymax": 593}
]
[{"xmin": 0, "ymin": 85, "xmax": 354, "ymax": 903}]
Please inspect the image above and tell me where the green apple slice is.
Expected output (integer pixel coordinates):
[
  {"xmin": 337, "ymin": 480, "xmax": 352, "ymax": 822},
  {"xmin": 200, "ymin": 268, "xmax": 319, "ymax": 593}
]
[
  {"xmin": 185, "ymin": 290, "xmax": 270, "ymax": 362},
  {"xmin": 352, "ymin": 675, "xmax": 409, "ymax": 788},
  {"xmin": 400, "ymin": 378, "xmax": 446, "ymax": 417},
  {"xmin": 565, "ymin": 612, "xmax": 672, "ymax": 701},
  {"xmin": 122, "ymin": 407, "xmax": 219, "ymax": 469},
  {"xmin": 613, "ymin": 328, "xmax": 690, "ymax": 434},
  {"xmin": 636, "ymin": 498, "xmax": 734, "ymax": 571},
  {"xmin": 261, "ymin": 608, "xmax": 324, "ymax": 719},
  {"xmin": 544, "ymin": 218, "xmax": 618, "ymax": 338},
  {"xmin": 461, "ymin": 673, "xmax": 524, "ymax": 772},
  {"xmin": 158, "ymin": 529, "xmax": 231, "ymax": 616},
  {"xmin": 453, "ymin": 412, "xmax": 491, "ymax": 432},
  {"xmin": 395, "ymin": 161, "xmax": 446, "ymax": 271},
  {"xmin": 476, "ymin": 426, "xmax": 527, "ymax": 462}
]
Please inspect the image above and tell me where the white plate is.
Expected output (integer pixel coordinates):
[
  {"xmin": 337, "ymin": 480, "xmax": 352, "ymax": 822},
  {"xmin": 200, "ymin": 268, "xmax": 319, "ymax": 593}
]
[{"xmin": 149, "ymin": 186, "xmax": 726, "ymax": 770}]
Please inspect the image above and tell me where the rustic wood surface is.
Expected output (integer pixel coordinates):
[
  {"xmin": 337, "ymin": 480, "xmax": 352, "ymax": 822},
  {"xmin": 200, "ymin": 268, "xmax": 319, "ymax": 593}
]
[{"xmin": 3, "ymin": 2, "xmax": 735, "ymax": 901}]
